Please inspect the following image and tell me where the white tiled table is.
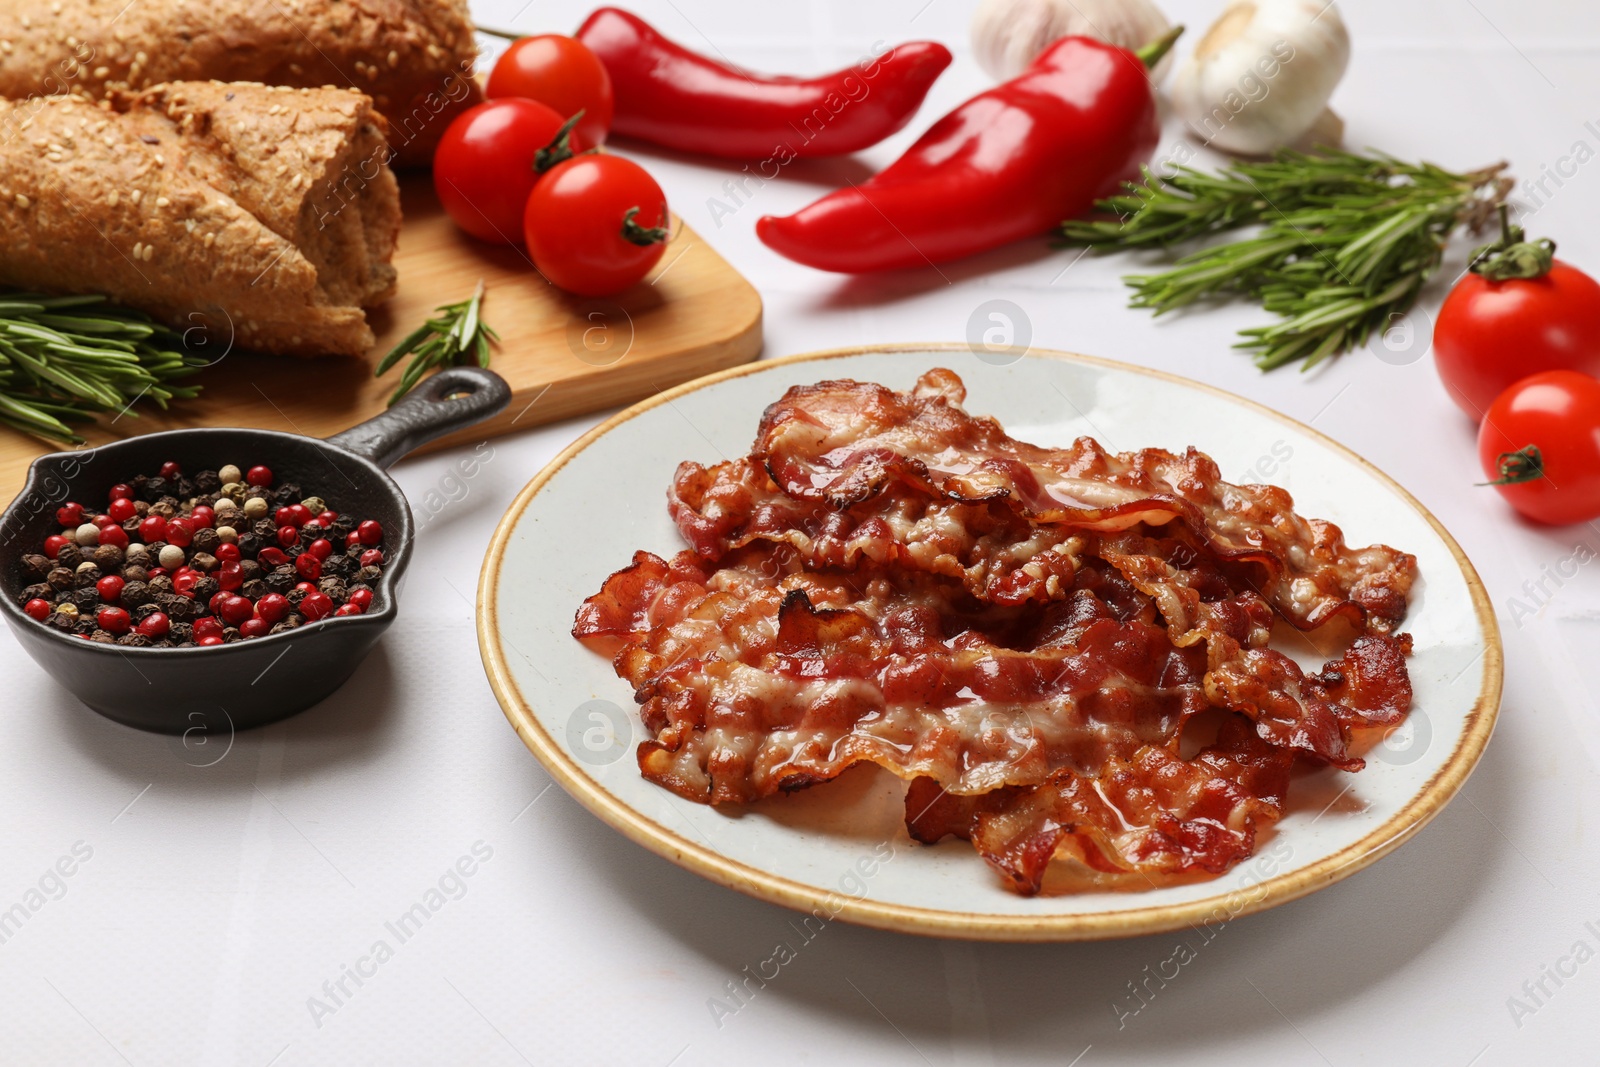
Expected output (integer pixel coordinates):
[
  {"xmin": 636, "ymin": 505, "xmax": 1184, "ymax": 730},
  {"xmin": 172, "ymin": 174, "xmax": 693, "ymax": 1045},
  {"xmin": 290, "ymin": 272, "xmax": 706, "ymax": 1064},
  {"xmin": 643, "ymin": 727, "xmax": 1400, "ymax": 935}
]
[{"xmin": 4, "ymin": 1, "xmax": 1598, "ymax": 1062}]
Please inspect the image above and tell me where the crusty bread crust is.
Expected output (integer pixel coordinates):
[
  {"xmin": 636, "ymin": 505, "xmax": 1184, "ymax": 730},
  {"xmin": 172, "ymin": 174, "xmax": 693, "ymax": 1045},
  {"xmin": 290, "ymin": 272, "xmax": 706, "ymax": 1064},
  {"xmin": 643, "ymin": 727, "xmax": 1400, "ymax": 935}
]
[
  {"xmin": 0, "ymin": 0, "xmax": 479, "ymax": 164},
  {"xmin": 0, "ymin": 82, "xmax": 402, "ymax": 357}
]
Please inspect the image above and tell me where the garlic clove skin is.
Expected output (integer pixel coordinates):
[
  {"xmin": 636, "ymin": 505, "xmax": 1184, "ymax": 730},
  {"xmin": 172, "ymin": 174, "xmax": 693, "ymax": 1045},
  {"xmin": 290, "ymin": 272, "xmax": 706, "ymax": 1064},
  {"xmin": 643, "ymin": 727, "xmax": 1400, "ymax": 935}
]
[
  {"xmin": 1171, "ymin": 0, "xmax": 1351, "ymax": 156},
  {"xmin": 970, "ymin": 0, "xmax": 1175, "ymax": 83}
]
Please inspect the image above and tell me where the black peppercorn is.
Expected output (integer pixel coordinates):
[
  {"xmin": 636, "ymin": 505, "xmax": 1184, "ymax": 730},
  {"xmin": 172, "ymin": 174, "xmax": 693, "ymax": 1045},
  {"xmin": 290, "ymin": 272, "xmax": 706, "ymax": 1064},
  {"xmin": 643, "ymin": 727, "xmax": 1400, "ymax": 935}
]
[
  {"xmin": 252, "ymin": 518, "xmax": 276, "ymax": 540},
  {"xmin": 140, "ymin": 476, "xmax": 168, "ymax": 502},
  {"xmin": 236, "ymin": 533, "xmax": 262, "ymax": 557},
  {"xmin": 241, "ymin": 579, "xmax": 267, "ymax": 600},
  {"xmin": 239, "ymin": 560, "xmax": 263, "ymax": 582},
  {"xmin": 148, "ymin": 574, "xmax": 174, "ymax": 595},
  {"xmin": 131, "ymin": 602, "xmax": 161, "ymax": 621},
  {"xmin": 191, "ymin": 528, "xmax": 221, "ymax": 554},
  {"xmin": 121, "ymin": 580, "xmax": 151, "ymax": 607},
  {"xmin": 169, "ymin": 622, "xmax": 193, "ymax": 643},
  {"xmin": 90, "ymin": 629, "xmax": 116, "ymax": 643},
  {"xmin": 20, "ymin": 581, "xmax": 51, "ymax": 602},
  {"xmin": 121, "ymin": 565, "xmax": 150, "ymax": 584},
  {"xmin": 192, "ymin": 576, "xmax": 220, "ymax": 601},
  {"xmin": 47, "ymin": 566, "xmax": 75, "ymax": 590},
  {"xmin": 318, "ymin": 578, "xmax": 347, "ymax": 602},
  {"xmin": 92, "ymin": 544, "xmax": 124, "ymax": 569},
  {"xmin": 194, "ymin": 470, "xmax": 220, "ymax": 493},
  {"xmin": 20, "ymin": 553, "xmax": 52, "ymax": 578},
  {"xmin": 117, "ymin": 632, "xmax": 153, "ymax": 647},
  {"xmin": 47, "ymin": 611, "xmax": 75, "ymax": 631},
  {"xmin": 286, "ymin": 586, "xmax": 309, "ymax": 606},
  {"xmin": 355, "ymin": 565, "xmax": 382, "ymax": 585},
  {"xmin": 55, "ymin": 542, "xmax": 84, "ymax": 568},
  {"xmin": 263, "ymin": 571, "xmax": 293, "ymax": 594},
  {"xmin": 189, "ymin": 551, "xmax": 218, "ymax": 572},
  {"xmin": 67, "ymin": 587, "xmax": 98, "ymax": 610}
]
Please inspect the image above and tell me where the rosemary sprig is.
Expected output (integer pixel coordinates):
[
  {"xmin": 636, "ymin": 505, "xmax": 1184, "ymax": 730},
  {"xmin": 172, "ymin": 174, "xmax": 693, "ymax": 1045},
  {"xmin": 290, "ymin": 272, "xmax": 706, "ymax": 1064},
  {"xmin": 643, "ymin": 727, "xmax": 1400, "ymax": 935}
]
[
  {"xmin": 0, "ymin": 292, "xmax": 206, "ymax": 443},
  {"xmin": 375, "ymin": 280, "xmax": 498, "ymax": 405},
  {"xmin": 1061, "ymin": 149, "xmax": 1514, "ymax": 370}
]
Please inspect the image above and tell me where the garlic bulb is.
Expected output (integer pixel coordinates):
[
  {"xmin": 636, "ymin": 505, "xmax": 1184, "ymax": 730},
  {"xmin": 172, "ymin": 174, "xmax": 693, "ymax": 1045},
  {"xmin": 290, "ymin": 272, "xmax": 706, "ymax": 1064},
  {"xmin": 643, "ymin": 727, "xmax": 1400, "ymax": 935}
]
[
  {"xmin": 1171, "ymin": 0, "xmax": 1350, "ymax": 156},
  {"xmin": 971, "ymin": 0, "xmax": 1175, "ymax": 83}
]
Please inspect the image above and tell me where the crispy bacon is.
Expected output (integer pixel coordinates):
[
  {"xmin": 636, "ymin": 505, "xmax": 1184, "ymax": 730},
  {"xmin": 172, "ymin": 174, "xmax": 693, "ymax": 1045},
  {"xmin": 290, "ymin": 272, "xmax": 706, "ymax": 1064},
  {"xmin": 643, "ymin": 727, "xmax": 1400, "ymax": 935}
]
[
  {"xmin": 573, "ymin": 369, "xmax": 1417, "ymax": 894},
  {"xmin": 906, "ymin": 715, "xmax": 1293, "ymax": 894},
  {"xmin": 753, "ymin": 372, "xmax": 1416, "ymax": 634}
]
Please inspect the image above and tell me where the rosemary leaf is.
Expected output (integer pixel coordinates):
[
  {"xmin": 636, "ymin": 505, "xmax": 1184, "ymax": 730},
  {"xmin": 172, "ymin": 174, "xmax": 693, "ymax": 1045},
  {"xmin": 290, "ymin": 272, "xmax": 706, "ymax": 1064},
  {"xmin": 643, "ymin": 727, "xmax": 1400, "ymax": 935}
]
[
  {"xmin": 376, "ymin": 280, "xmax": 497, "ymax": 405},
  {"xmin": 1061, "ymin": 149, "xmax": 1514, "ymax": 370}
]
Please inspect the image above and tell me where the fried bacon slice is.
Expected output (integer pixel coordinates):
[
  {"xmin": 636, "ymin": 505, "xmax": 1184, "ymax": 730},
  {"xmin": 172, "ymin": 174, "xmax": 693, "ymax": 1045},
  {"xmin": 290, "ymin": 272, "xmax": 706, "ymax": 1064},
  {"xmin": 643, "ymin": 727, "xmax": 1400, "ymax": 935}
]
[
  {"xmin": 573, "ymin": 368, "xmax": 1418, "ymax": 895},
  {"xmin": 669, "ymin": 457, "xmax": 1080, "ymax": 605},
  {"xmin": 752, "ymin": 371, "xmax": 1416, "ymax": 634},
  {"xmin": 906, "ymin": 715, "xmax": 1293, "ymax": 895},
  {"xmin": 577, "ymin": 547, "xmax": 1213, "ymax": 803}
]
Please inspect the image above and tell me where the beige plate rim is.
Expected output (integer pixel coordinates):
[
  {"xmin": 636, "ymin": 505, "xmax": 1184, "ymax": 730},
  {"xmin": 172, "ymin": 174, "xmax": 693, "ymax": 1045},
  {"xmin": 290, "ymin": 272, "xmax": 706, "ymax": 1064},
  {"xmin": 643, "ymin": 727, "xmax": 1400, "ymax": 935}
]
[{"xmin": 475, "ymin": 344, "xmax": 1504, "ymax": 942}]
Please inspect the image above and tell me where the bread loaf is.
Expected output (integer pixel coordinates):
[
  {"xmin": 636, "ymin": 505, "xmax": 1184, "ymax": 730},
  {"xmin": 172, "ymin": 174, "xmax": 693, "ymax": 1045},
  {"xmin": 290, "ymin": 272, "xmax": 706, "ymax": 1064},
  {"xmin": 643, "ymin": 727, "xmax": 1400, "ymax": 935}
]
[
  {"xmin": 0, "ymin": 81, "xmax": 402, "ymax": 357},
  {"xmin": 0, "ymin": 0, "xmax": 479, "ymax": 165}
]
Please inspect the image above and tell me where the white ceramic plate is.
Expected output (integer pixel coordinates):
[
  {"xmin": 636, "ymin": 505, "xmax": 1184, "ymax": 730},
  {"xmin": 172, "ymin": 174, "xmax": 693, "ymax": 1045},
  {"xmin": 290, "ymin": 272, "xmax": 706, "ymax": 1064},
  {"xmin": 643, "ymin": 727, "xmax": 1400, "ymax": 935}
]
[{"xmin": 478, "ymin": 346, "xmax": 1501, "ymax": 941}]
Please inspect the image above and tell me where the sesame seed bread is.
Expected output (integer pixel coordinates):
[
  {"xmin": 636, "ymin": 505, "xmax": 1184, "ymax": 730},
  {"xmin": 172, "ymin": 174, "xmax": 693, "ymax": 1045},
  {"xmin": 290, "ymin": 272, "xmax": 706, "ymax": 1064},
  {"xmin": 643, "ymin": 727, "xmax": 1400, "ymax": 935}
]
[
  {"xmin": 0, "ymin": 81, "xmax": 401, "ymax": 357},
  {"xmin": 0, "ymin": 0, "xmax": 479, "ymax": 165}
]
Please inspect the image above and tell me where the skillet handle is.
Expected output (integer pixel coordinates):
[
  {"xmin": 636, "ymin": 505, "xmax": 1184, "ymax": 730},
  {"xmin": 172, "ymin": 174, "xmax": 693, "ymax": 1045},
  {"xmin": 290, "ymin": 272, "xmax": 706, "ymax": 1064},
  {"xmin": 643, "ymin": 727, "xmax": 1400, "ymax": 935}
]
[{"xmin": 327, "ymin": 367, "xmax": 511, "ymax": 470}]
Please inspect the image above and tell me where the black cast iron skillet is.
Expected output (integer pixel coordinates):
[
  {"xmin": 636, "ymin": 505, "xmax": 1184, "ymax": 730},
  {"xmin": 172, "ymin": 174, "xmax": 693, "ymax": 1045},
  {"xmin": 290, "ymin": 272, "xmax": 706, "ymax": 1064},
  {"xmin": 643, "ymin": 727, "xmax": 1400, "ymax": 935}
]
[{"xmin": 0, "ymin": 366, "xmax": 509, "ymax": 734}]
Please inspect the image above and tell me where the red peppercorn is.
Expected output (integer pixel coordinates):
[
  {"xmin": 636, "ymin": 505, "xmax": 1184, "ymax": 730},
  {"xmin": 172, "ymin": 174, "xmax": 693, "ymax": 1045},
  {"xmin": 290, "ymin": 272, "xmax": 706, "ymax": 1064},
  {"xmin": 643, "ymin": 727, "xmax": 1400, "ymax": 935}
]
[
  {"xmin": 165, "ymin": 518, "xmax": 194, "ymax": 548},
  {"xmin": 307, "ymin": 538, "xmax": 333, "ymax": 561},
  {"xmin": 246, "ymin": 465, "xmax": 273, "ymax": 487},
  {"xmin": 197, "ymin": 634, "xmax": 225, "ymax": 647},
  {"xmin": 98, "ymin": 524, "xmax": 129, "ymax": 549},
  {"xmin": 43, "ymin": 534, "xmax": 67, "ymax": 559},
  {"xmin": 257, "ymin": 547, "xmax": 287, "ymax": 568},
  {"xmin": 257, "ymin": 593, "xmax": 290, "ymax": 623},
  {"xmin": 316, "ymin": 510, "xmax": 338, "ymax": 527},
  {"xmin": 348, "ymin": 588, "xmax": 373, "ymax": 611},
  {"xmin": 295, "ymin": 553, "xmax": 322, "ymax": 581},
  {"xmin": 191, "ymin": 505, "xmax": 215, "ymax": 529},
  {"xmin": 218, "ymin": 594, "xmax": 254, "ymax": 625},
  {"xmin": 240, "ymin": 618, "xmax": 270, "ymax": 639},
  {"xmin": 214, "ymin": 542, "xmax": 241, "ymax": 563},
  {"xmin": 276, "ymin": 525, "xmax": 299, "ymax": 548},
  {"xmin": 92, "ymin": 513, "xmax": 116, "ymax": 528},
  {"xmin": 217, "ymin": 561, "xmax": 243, "ymax": 590},
  {"xmin": 159, "ymin": 461, "xmax": 182, "ymax": 479},
  {"xmin": 136, "ymin": 612, "xmax": 170, "ymax": 637},
  {"xmin": 359, "ymin": 548, "xmax": 384, "ymax": 568},
  {"xmin": 334, "ymin": 603, "xmax": 363, "ymax": 617},
  {"xmin": 298, "ymin": 591, "xmax": 334, "ymax": 620},
  {"xmin": 173, "ymin": 568, "xmax": 200, "ymax": 596},
  {"xmin": 208, "ymin": 590, "xmax": 230, "ymax": 616},
  {"xmin": 146, "ymin": 567, "xmax": 167, "ymax": 579},
  {"xmin": 275, "ymin": 504, "xmax": 311, "ymax": 528},
  {"xmin": 55, "ymin": 502, "xmax": 83, "ymax": 527},
  {"xmin": 193, "ymin": 617, "xmax": 224, "ymax": 641},
  {"xmin": 357, "ymin": 520, "xmax": 383, "ymax": 546},
  {"xmin": 96, "ymin": 575, "xmax": 124, "ymax": 603},
  {"xmin": 108, "ymin": 483, "xmax": 133, "ymax": 501},
  {"xmin": 107, "ymin": 497, "xmax": 136, "ymax": 523},
  {"xmin": 97, "ymin": 606, "xmax": 131, "ymax": 633},
  {"xmin": 345, "ymin": 530, "xmax": 362, "ymax": 549},
  {"xmin": 24, "ymin": 598, "xmax": 50, "ymax": 621},
  {"xmin": 138, "ymin": 514, "xmax": 168, "ymax": 542},
  {"xmin": 293, "ymin": 581, "xmax": 317, "ymax": 594}
]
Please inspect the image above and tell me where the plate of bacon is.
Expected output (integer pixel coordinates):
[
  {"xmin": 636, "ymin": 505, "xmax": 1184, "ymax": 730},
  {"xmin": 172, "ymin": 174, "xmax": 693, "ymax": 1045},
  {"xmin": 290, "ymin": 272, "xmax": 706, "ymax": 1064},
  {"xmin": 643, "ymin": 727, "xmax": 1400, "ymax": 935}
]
[{"xmin": 478, "ymin": 346, "xmax": 1501, "ymax": 940}]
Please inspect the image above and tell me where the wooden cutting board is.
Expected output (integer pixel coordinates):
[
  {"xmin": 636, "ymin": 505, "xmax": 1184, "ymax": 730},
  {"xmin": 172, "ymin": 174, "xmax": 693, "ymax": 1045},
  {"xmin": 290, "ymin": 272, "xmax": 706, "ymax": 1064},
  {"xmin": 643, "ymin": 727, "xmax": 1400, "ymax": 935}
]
[{"xmin": 0, "ymin": 172, "xmax": 763, "ymax": 495}]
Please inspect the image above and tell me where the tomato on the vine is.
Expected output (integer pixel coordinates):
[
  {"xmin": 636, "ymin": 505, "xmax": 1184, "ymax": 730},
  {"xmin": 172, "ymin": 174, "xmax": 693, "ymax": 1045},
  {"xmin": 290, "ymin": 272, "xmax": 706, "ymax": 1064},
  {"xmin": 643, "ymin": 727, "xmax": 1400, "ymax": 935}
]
[
  {"xmin": 1478, "ymin": 370, "xmax": 1600, "ymax": 526},
  {"xmin": 524, "ymin": 155, "xmax": 669, "ymax": 297},
  {"xmin": 433, "ymin": 99, "xmax": 585, "ymax": 244},
  {"xmin": 487, "ymin": 35, "xmax": 614, "ymax": 148},
  {"xmin": 1434, "ymin": 210, "xmax": 1600, "ymax": 417}
]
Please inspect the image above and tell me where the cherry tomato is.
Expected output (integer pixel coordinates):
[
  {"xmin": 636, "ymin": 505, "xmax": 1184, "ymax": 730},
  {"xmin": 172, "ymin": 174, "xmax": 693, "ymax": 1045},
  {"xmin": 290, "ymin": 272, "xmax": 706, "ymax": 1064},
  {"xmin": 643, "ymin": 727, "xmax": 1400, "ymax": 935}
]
[
  {"xmin": 433, "ymin": 99, "xmax": 586, "ymax": 244},
  {"xmin": 1478, "ymin": 370, "xmax": 1600, "ymax": 525},
  {"xmin": 1433, "ymin": 217, "xmax": 1600, "ymax": 417},
  {"xmin": 486, "ymin": 35, "xmax": 613, "ymax": 148},
  {"xmin": 524, "ymin": 154, "xmax": 669, "ymax": 297}
]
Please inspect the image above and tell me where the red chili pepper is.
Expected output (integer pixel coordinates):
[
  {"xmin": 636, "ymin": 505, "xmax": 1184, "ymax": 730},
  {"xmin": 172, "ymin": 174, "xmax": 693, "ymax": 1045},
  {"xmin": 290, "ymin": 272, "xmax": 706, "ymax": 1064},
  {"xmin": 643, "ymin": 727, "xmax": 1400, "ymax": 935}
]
[
  {"xmin": 757, "ymin": 29, "xmax": 1180, "ymax": 273},
  {"xmin": 575, "ymin": 7, "xmax": 951, "ymax": 160}
]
